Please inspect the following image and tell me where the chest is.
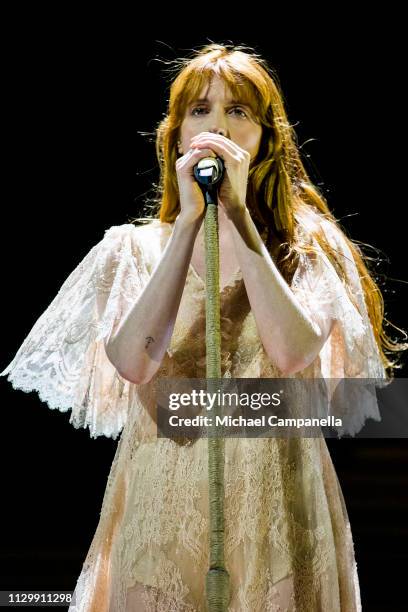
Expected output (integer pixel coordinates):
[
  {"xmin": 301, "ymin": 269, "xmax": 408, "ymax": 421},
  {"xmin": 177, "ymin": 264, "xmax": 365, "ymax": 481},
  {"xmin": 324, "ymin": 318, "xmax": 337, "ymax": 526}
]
[
  {"xmin": 190, "ymin": 227, "xmax": 280, "ymax": 286},
  {"xmin": 190, "ymin": 230, "xmax": 240, "ymax": 289}
]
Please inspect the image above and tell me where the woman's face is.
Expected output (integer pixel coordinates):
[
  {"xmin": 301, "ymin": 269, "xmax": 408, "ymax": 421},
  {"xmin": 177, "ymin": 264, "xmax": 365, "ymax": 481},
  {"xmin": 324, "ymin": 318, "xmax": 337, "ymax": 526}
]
[{"xmin": 178, "ymin": 75, "xmax": 263, "ymax": 162}]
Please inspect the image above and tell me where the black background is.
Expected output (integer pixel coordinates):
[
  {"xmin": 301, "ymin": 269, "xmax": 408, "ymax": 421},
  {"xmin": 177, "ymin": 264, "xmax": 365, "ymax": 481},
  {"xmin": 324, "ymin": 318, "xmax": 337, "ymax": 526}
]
[{"xmin": 1, "ymin": 12, "xmax": 407, "ymax": 611}]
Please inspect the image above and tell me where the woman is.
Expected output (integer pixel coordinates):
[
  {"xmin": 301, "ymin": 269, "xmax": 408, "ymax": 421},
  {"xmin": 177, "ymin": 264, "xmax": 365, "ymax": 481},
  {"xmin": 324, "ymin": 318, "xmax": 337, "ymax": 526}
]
[{"xmin": 1, "ymin": 43, "xmax": 406, "ymax": 611}]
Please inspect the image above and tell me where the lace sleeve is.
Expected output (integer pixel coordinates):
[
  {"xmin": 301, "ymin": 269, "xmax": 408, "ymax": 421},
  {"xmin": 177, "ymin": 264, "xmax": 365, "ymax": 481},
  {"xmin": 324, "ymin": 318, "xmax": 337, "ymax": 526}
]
[
  {"xmin": 291, "ymin": 219, "xmax": 388, "ymax": 437},
  {"xmin": 0, "ymin": 224, "xmax": 150, "ymax": 440}
]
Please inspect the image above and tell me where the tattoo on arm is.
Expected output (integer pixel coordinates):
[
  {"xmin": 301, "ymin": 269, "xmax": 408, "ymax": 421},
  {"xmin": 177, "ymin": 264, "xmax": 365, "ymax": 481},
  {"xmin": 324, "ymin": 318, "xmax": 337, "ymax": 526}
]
[{"xmin": 145, "ymin": 336, "xmax": 155, "ymax": 349}]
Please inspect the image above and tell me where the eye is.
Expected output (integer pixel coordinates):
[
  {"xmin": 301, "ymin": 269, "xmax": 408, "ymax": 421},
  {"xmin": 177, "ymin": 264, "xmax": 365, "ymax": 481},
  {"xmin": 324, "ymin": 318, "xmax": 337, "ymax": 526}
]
[
  {"xmin": 230, "ymin": 107, "xmax": 248, "ymax": 118},
  {"xmin": 191, "ymin": 106, "xmax": 248, "ymax": 118},
  {"xmin": 191, "ymin": 106, "xmax": 207, "ymax": 116}
]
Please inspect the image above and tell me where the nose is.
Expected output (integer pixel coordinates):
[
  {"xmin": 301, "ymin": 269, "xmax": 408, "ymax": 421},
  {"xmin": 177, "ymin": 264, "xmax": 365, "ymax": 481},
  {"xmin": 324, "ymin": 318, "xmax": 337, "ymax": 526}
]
[{"xmin": 209, "ymin": 127, "xmax": 228, "ymax": 137}]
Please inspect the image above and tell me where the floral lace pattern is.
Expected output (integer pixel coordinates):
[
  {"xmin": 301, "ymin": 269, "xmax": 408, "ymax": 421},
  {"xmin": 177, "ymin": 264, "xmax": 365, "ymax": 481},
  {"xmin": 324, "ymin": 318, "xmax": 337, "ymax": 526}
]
[
  {"xmin": 0, "ymin": 225, "xmax": 153, "ymax": 439},
  {"xmin": 290, "ymin": 214, "xmax": 388, "ymax": 437},
  {"xmin": 1, "ymin": 212, "xmax": 379, "ymax": 610}
]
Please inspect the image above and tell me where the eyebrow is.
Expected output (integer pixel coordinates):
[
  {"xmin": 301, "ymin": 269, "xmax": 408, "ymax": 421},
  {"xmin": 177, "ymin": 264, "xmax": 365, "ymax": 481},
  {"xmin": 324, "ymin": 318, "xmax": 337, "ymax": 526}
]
[{"xmin": 189, "ymin": 97, "xmax": 251, "ymax": 108}]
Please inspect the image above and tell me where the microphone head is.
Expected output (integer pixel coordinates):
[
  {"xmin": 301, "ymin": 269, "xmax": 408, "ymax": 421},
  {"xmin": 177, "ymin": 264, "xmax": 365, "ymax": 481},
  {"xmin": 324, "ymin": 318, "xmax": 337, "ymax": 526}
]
[{"xmin": 193, "ymin": 156, "xmax": 225, "ymax": 186}]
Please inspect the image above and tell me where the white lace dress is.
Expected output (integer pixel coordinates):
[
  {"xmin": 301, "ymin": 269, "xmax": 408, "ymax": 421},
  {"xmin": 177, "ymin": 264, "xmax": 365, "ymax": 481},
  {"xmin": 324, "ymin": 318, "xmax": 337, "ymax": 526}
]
[{"xmin": 0, "ymin": 212, "xmax": 386, "ymax": 611}]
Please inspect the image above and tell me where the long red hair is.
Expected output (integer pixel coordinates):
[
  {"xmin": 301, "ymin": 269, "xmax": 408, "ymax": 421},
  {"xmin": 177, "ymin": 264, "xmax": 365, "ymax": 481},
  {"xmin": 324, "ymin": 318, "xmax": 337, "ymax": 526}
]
[{"xmin": 131, "ymin": 43, "xmax": 407, "ymax": 378}]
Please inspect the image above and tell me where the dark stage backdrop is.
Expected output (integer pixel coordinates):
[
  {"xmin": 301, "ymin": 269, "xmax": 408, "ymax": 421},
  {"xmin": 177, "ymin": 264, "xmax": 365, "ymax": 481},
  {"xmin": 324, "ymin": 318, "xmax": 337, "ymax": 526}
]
[{"xmin": 1, "ymin": 18, "xmax": 407, "ymax": 612}]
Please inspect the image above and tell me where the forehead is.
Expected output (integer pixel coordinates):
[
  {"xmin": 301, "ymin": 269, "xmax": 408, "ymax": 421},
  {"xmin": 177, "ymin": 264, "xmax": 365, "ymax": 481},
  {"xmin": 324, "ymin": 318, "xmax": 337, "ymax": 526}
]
[
  {"xmin": 188, "ymin": 76, "xmax": 254, "ymax": 108},
  {"xmin": 198, "ymin": 77, "xmax": 230, "ymax": 98}
]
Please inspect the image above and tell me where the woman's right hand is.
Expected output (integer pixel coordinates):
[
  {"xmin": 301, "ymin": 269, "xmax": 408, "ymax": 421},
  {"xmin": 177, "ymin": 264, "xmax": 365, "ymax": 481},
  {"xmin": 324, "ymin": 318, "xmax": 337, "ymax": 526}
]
[{"xmin": 176, "ymin": 146, "xmax": 217, "ymax": 222}]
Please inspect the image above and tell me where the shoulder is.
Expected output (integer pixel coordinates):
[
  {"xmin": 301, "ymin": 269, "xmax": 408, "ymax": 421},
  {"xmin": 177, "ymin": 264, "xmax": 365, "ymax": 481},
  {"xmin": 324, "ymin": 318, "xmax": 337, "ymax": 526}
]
[
  {"xmin": 101, "ymin": 219, "xmax": 174, "ymax": 272},
  {"xmin": 103, "ymin": 219, "xmax": 172, "ymax": 241},
  {"xmin": 295, "ymin": 207, "xmax": 350, "ymax": 253}
]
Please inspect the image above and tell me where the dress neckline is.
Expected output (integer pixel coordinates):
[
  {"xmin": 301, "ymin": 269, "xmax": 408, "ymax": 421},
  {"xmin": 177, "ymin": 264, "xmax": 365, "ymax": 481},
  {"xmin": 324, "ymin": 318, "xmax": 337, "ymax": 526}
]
[
  {"xmin": 188, "ymin": 262, "xmax": 243, "ymax": 294},
  {"xmin": 146, "ymin": 218, "xmax": 243, "ymax": 293}
]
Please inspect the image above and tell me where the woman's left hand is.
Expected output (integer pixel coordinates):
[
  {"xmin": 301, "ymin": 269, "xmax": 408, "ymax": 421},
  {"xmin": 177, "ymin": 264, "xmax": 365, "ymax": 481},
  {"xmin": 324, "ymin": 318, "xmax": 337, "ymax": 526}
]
[{"xmin": 190, "ymin": 132, "xmax": 250, "ymax": 218}]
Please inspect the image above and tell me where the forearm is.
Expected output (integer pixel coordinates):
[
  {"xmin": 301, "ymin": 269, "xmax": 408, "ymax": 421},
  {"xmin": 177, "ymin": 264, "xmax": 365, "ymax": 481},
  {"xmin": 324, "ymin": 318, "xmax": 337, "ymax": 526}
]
[
  {"xmin": 106, "ymin": 212, "xmax": 202, "ymax": 383},
  {"xmin": 225, "ymin": 206, "xmax": 329, "ymax": 374}
]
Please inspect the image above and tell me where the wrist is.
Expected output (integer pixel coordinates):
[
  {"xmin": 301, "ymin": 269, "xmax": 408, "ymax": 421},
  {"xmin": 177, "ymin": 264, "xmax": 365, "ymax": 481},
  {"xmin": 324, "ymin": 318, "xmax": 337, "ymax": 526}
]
[
  {"xmin": 176, "ymin": 210, "xmax": 204, "ymax": 230},
  {"xmin": 225, "ymin": 202, "xmax": 247, "ymax": 223}
]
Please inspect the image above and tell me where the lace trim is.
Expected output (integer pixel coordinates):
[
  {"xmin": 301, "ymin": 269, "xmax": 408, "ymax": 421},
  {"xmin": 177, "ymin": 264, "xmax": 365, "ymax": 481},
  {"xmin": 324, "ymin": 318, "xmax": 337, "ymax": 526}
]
[
  {"xmin": 289, "ymin": 215, "xmax": 388, "ymax": 437},
  {"xmin": 0, "ymin": 224, "xmax": 151, "ymax": 439}
]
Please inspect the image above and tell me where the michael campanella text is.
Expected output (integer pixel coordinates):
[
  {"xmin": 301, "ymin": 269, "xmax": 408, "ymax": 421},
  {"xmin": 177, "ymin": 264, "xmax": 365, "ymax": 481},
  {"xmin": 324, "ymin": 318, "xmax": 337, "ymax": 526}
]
[{"xmin": 168, "ymin": 415, "xmax": 343, "ymax": 428}]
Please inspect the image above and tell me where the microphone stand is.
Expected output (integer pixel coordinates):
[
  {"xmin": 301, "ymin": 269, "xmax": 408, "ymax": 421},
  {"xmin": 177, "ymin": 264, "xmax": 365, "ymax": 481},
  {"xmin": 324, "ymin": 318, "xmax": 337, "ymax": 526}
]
[{"xmin": 194, "ymin": 157, "xmax": 230, "ymax": 611}]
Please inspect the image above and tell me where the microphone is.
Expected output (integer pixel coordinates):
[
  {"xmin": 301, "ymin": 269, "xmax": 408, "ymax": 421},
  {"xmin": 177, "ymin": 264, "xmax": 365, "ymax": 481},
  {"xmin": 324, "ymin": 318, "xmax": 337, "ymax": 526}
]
[
  {"xmin": 193, "ymin": 155, "xmax": 225, "ymax": 206},
  {"xmin": 193, "ymin": 155, "xmax": 225, "ymax": 187}
]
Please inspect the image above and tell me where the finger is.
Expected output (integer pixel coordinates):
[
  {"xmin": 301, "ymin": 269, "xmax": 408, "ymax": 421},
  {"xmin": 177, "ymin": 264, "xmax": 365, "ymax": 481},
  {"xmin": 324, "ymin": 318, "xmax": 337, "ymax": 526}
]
[
  {"xmin": 189, "ymin": 147, "xmax": 216, "ymax": 159},
  {"xmin": 177, "ymin": 147, "xmax": 214, "ymax": 166},
  {"xmin": 192, "ymin": 134, "xmax": 247, "ymax": 157},
  {"xmin": 191, "ymin": 138, "xmax": 242, "ymax": 160},
  {"xmin": 176, "ymin": 148, "xmax": 217, "ymax": 174}
]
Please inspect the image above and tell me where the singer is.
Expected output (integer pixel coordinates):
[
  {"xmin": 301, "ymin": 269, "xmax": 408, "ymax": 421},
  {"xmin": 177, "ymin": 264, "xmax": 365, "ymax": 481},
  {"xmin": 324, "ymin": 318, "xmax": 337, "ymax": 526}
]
[{"xmin": 1, "ymin": 43, "xmax": 407, "ymax": 611}]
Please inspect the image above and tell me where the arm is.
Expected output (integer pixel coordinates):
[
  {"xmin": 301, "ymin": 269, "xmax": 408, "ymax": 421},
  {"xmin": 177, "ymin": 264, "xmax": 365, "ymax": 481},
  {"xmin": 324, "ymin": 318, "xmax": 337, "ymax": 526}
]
[
  {"xmin": 105, "ymin": 212, "xmax": 202, "ymax": 384},
  {"xmin": 188, "ymin": 132, "xmax": 333, "ymax": 374},
  {"xmin": 225, "ymin": 205, "xmax": 334, "ymax": 375}
]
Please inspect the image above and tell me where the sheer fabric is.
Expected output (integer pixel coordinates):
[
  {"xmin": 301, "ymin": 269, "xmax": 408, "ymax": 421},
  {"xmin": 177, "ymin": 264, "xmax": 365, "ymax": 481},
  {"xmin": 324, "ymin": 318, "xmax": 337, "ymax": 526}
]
[
  {"xmin": 1, "ymin": 211, "xmax": 386, "ymax": 610},
  {"xmin": 290, "ymin": 213, "xmax": 387, "ymax": 437}
]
